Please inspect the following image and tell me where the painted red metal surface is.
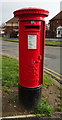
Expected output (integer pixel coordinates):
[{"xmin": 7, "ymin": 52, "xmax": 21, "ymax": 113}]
[
  {"xmin": 14, "ymin": 8, "xmax": 49, "ymax": 17},
  {"xmin": 14, "ymin": 8, "xmax": 49, "ymax": 88},
  {"xmin": 14, "ymin": 8, "xmax": 49, "ymax": 21}
]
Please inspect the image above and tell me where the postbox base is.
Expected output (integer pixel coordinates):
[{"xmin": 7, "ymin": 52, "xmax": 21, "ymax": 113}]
[{"xmin": 18, "ymin": 85, "xmax": 42, "ymax": 109}]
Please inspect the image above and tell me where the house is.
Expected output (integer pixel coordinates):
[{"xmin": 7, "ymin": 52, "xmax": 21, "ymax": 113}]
[
  {"xmin": 48, "ymin": 11, "xmax": 62, "ymax": 38},
  {"xmin": 5, "ymin": 17, "xmax": 19, "ymax": 38}
]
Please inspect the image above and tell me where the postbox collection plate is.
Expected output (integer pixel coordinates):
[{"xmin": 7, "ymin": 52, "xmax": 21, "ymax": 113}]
[{"xmin": 28, "ymin": 35, "xmax": 37, "ymax": 49}]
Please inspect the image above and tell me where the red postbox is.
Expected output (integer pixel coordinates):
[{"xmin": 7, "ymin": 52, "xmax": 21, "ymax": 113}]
[{"xmin": 14, "ymin": 8, "xmax": 49, "ymax": 108}]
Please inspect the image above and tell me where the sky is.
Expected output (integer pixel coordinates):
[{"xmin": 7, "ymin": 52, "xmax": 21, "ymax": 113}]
[{"xmin": 0, "ymin": 0, "xmax": 62, "ymax": 25}]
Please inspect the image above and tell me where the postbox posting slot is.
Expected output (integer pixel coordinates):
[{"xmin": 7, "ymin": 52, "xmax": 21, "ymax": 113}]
[{"xmin": 25, "ymin": 25, "xmax": 40, "ymax": 29}]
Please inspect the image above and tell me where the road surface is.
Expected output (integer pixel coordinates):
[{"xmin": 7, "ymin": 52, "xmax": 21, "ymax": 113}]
[{"xmin": 2, "ymin": 40, "xmax": 62, "ymax": 75}]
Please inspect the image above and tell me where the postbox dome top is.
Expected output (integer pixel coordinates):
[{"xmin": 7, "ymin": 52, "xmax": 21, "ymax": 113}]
[{"xmin": 14, "ymin": 8, "xmax": 49, "ymax": 17}]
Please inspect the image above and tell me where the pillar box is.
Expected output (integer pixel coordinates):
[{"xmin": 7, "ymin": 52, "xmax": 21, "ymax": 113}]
[{"xmin": 14, "ymin": 8, "xmax": 49, "ymax": 109}]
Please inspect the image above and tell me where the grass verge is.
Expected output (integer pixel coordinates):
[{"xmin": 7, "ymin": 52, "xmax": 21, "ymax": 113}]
[
  {"xmin": 44, "ymin": 74, "xmax": 53, "ymax": 85},
  {"xmin": 0, "ymin": 37, "xmax": 18, "ymax": 42},
  {"xmin": 34, "ymin": 98, "xmax": 54, "ymax": 116},
  {"xmin": 46, "ymin": 41, "xmax": 62, "ymax": 46},
  {"xmin": 2, "ymin": 56, "xmax": 19, "ymax": 87},
  {"xmin": 6, "ymin": 39, "xmax": 19, "ymax": 42}
]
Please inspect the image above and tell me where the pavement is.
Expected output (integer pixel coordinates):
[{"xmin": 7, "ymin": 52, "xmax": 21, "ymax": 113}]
[{"xmin": 1, "ymin": 113, "xmax": 62, "ymax": 120}]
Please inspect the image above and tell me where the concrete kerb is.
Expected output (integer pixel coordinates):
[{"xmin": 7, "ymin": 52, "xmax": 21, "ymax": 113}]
[
  {"xmin": 0, "ymin": 114, "xmax": 62, "ymax": 120},
  {"xmin": 46, "ymin": 44, "xmax": 61, "ymax": 47},
  {"xmin": 2, "ymin": 53, "xmax": 18, "ymax": 60}
]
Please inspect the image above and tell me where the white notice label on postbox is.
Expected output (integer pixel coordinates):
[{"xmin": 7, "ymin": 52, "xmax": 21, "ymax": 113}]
[{"xmin": 28, "ymin": 35, "xmax": 37, "ymax": 49}]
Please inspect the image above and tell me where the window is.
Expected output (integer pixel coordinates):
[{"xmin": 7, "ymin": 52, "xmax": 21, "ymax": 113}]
[
  {"xmin": 13, "ymin": 22, "xmax": 18, "ymax": 26},
  {"xmin": 58, "ymin": 31, "xmax": 60, "ymax": 34}
]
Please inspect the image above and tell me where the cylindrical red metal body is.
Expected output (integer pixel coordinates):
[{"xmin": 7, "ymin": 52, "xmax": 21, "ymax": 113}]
[{"xmin": 14, "ymin": 8, "xmax": 49, "ymax": 108}]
